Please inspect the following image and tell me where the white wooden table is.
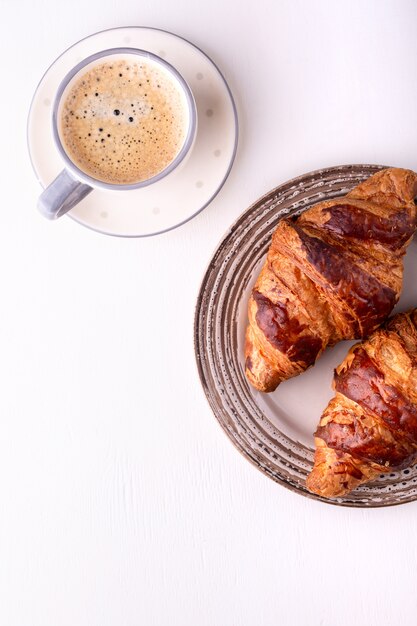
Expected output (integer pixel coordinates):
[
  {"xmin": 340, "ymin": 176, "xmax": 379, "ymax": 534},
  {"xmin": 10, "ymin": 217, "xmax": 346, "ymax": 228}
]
[{"xmin": 1, "ymin": 1, "xmax": 417, "ymax": 624}]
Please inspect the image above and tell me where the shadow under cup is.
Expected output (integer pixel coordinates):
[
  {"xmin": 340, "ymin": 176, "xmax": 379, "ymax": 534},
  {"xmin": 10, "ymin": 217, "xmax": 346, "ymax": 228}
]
[{"xmin": 38, "ymin": 47, "xmax": 197, "ymax": 220}]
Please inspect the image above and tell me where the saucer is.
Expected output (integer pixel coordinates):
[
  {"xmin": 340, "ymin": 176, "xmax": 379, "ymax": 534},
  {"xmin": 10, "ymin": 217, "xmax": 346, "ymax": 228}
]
[{"xmin": 27, "ymin": 27, "xmax": 238, "ymax": 237}]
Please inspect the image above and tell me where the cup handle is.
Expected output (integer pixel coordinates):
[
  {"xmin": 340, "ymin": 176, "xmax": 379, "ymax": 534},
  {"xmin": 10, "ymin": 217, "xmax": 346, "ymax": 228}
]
[{"xmin": 37, "ymin": 169, "xmax": 93, "ymax": 220}]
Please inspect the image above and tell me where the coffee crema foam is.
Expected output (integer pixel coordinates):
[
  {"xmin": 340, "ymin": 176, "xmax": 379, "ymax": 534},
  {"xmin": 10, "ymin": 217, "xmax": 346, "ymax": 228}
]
[{"xmin": 59, "ymin": 58, "xmax": 189, "ymax": 184}]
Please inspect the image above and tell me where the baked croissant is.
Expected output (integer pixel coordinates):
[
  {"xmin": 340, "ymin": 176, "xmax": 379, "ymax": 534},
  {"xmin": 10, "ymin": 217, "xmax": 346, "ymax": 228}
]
[
  {"xmin": 245, "ymin": 168, "xmax": 417, "ymax": 392},
  {"xmin": 307, "ymin": 309, "xmax": 417, "ymax": 498}
]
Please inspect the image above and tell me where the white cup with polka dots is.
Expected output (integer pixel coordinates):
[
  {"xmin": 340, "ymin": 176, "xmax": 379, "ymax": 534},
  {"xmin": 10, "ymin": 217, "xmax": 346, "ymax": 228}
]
[{"xmin": 38, "ymin": 47, "xmax": 197, "ymax": 220}]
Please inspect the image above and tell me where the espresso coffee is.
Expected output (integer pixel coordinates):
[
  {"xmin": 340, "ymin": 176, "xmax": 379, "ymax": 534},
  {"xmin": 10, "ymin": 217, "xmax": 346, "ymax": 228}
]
[{"xmin": 59, "ymin": 57, "xmax": 189, "ymax": 184}]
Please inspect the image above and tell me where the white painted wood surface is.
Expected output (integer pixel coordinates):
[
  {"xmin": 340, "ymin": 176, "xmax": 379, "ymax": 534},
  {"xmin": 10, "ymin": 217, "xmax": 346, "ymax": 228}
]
[{"xmin": 1, "ymin": 1, "xmax": 417, "ymax": 624}]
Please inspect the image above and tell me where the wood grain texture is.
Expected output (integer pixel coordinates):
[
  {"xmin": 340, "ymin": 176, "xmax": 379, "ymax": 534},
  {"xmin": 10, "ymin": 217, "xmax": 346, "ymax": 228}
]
[{"xmin": 2, "ymin": 1, "xmax": 417, "ymax": 625}]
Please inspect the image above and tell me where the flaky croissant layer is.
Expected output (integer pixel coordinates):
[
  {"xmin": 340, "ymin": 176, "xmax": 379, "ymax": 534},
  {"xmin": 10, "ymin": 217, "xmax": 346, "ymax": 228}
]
[
  {"xmin": 307, "ymin": 309, "xmax": 417, "ymax": 498},
  {"xmin": 245, "ymin": 168, "xmax": 417, "ymax": 392}
]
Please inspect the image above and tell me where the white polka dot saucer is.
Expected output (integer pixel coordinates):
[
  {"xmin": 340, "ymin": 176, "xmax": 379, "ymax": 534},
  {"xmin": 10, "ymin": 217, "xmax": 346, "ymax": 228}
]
[{"xmin": 27, "ymin": 27, "xmax": 238, "ymax": 237}]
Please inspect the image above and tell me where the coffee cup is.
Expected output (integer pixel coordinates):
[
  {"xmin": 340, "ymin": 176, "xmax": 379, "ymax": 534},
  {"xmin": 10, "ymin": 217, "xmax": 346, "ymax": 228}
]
[{"xmin": 38, "ymin": 47, "xmax": 197, "ymax": 219}]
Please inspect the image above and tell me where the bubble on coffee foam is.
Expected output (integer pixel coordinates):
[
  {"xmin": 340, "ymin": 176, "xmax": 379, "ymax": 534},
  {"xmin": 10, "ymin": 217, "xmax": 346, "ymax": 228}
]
[{"xmin": 76, "ymin": 95, "xmax": 152, "ymax": 122}]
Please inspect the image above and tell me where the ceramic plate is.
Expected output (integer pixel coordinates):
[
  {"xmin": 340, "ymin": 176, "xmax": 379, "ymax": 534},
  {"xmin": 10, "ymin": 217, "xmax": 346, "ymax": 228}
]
[{"xmin": 195, "ymin": 164, "xmax": 417, "ymax": 507}]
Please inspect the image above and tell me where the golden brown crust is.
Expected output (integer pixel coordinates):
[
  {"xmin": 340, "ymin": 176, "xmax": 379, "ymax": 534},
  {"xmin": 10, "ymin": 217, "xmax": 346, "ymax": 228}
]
[
  {"xmin": 245, "ymin": 168, "xmax": 417, "ymax": 392},
  {"xmin": 306, "ymin": 309, "xmax": 417, "ymax": 498}
]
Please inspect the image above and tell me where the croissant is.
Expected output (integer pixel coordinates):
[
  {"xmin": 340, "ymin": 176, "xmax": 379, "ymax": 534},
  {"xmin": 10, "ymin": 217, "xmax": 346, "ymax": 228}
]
[
  {"xmin": 307, "ymin": 309, "xmax": 417, "ymax": 498},
  {"xmin": 245, "ymin": 168, "xmax": 417, "ymax": 392}
]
